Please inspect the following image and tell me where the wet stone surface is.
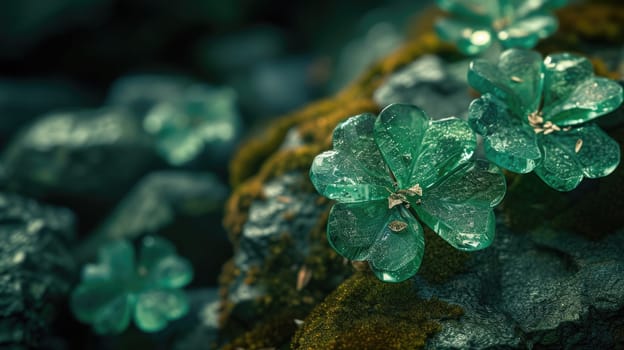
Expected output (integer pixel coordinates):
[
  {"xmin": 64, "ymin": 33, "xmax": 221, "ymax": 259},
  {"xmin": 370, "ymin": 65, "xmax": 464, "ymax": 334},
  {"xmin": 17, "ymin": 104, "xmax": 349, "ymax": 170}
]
[
  {"xmin": 374, "ymin": 54, "xmax": 472, "ymax": 119},
  {"xmin": 224, "ymin": 172, "xmax": 323, "ymax": 324},
  {"xmin": 0, "ymin": 107, "xmax": 157, "ymax": 200},
  {"xmin": 0, "ymin": 193, "xmax": 76, "ymax": 348},
  {"xmin": 420, "ymin": 225, "xmax": 624, "ymax": 349}
]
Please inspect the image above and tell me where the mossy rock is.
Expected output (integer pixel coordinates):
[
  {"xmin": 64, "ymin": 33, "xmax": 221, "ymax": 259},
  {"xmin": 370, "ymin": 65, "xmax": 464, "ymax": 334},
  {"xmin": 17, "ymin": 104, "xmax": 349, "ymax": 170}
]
[
  {"xmin": 220, "ymin": 1, "xmax": 624, "ymax": 348},
  {"xmin": 291, "ymin": 272, "xmax": 463, "ymax": 350}
]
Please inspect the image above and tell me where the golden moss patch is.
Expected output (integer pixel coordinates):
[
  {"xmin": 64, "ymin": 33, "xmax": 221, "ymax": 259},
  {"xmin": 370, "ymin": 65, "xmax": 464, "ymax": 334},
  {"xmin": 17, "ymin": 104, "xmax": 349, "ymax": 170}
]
[{"xmin": 291, "ymin": 272, "xmax": 463, "ymax": 350}]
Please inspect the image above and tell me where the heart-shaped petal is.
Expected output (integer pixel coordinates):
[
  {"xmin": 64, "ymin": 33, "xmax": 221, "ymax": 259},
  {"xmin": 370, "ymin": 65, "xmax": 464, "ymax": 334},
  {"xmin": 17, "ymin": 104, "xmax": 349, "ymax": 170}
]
[
  {"xmin": 70, "ymin": 281, "xmax": 132, "ymax": 335},
  {"xmin": 468, "ymin": 49, "xmax": 543, "ymax": 115},
  {"xmin": 152, "ymin": 256, "xmax": 194, "ymax": 289},
  {"xmin": 310, "ymin": 113, "xmax": 394, "ymax": 203},
  {"xmin": 469, "ymin": 94, "xmax": 541, "ymax": 173},
  {"xmin": 534, "ymin": 124, "xmax": 620, "ymax": 191},
  {"xmin": 436, "ymin": 18, "xmax": 494, "ymax": 55},
  {"xmin": 541, "ymin": 53, "xmax": 622, "ymax": 125},
  {"xmin": 134, "ymin": 289, "xmax": 189, "ymax": 332},
  {"xmin": 138, "ymin": 236, "xmax": 175, "ymax": 269},
  {"xmin": 327, "ymin": 201, "xmax": 424, "ymax": 282},
  {"xmin": 414, "ymin": 160, "xmax": 504, "ymax": 250},
  {"xmin": 437, "ymin": 0, "xmax": 501, "ymax": 20},
  {"xmin": 86, "ymin": 240, "xmax": 135, "ymax": 282},
  {"xmin": 497, "ymin": 14, "xmax": 558, "ymax": 50},
  {"xmin": 374, "ymin": 104, "xmax": 475, "ymax": 190}
]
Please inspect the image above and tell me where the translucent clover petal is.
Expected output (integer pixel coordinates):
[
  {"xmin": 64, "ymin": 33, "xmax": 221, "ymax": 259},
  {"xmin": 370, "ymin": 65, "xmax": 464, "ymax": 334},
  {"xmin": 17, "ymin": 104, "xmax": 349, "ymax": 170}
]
[
  {"xmin": 542, "ymin": 53, "xmax": 624, "ymax": 125},
  {"xmin": 436, "ymin": 0, "xmax": 564, "ymax": 55},
  {"xmin": 327, "ymin": 200, "xmax": 424, "ymax": 283},
  {"xmin": 469, "ymin": 94, "xmax": 541, "ymax": 173},
  {"xmin": 70, "ymin": 282, "xmax": 133, "ymax": 335},
  {"xmin": 497, "ymin": 14, "xmax": 558, "ymax": 50},
  {"xmin": 436, "ymin": 0, "xmax": 500, "ymax": 20},
  {"xmin": 139, "ymin": 235, "xmax": 176, "ymax": 268},
  {"xmin": 468, "ymin": 49, "xmax": 543, "ymax": 114},
  {"xmin": 71, "ymin": 236, "xmax": 193, "ymax": 334},
  {"xmin": 414, "ymin": 160, "xmax": 505, "ymax": 250},
  {"xmin": 87, "ymin": 239, "xmax": 136, "ymax": 282},
  {"xmin": 139, "ymin": 236, "xmax": 193, "ymax": 288},
  {"xmin": 374, "ymin": 104, "xmax": 475, "ymax": 190},
  {"xmin": 436, "ymin": 18, "xmax": 493, "ymax": 55},
  {"xmin": 134, "ymin": 289, "xmax": 190, "ymax": 332},
  {"xmin": 310, "ymin": 113, "xmax": 394, "ymax": 203},
  {"xmin": 513, "ymin": 0, "xmax": 568, "ymax": 18},
  {"xmin": 534, "ymin": 124, "xmax": 621, "ymax": 191}
]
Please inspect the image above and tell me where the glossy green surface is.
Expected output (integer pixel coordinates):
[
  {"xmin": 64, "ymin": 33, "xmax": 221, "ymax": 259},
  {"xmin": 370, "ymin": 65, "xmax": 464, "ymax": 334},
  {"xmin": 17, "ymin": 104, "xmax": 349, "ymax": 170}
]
[
  {"xmin": 310, "ymin": 104, "xmax": 506, "ymax": 282},
  {"xmin": 143, "ymin": 85, "xmax": 240, "ymax": 165},
  {"xmin": 435, "ymin": 0, "xmax": 565, "ymax": 55},
  {"xmin": 70, "ymin": 236, "xmax": 193, "ymax": 334},
  {"xmin": 469, "ymin": 94, "xmax": 541, "ymax": 173},
  {"xmin": 468, "ymin": 49, "xmax": 623, "ymax": 191}
]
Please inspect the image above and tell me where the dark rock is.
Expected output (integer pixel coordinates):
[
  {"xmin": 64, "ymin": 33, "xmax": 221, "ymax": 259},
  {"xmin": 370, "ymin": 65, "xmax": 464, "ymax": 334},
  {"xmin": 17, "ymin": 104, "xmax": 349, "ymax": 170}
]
[
  {"xmin": 173, "ymin": 288, "xmax": 220, "ymax": 350},
  {"xmin": 0, "ymin": 193, "xmax": 76, "ymax": 348},
  {"xmin": 0, "ymin": 0, "xmax": 111, "ymax": 58},
  {"xmin": 0, "ymin": 107, "xmax": 157, "ymax": 200},
  {"xmin": 105, "ymin": 74, "xmax": 193, "ymax": 117},
  {"xmin": 420, "ymin": 225, "xmax": 624, "ymax": 349},
  {"xmin": 224, "ymin": 172, "xmax": 323, "ymax": 324},
  {"xmin": 0, "ymin": 79, "xmax": 93, "ymax": 141},
  {"xmin": 194, "ymin": 25, "xmax": 286, "ymax": 79},
  {"xmin": 80, "ymin": 171, "xmax": 229, "ymax": 285},
  {"xmin": 373, "ymin": 54, "xmax": 473, "ymax": 119},
  {"xmin": 232, "ymin": 56, "xmax": 318, "ymax": 119}
]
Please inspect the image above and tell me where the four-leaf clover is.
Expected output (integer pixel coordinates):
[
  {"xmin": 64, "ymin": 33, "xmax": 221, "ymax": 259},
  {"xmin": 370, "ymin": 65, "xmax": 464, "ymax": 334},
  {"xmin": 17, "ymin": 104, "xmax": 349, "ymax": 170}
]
[
  {"xmin": 468, "ymin": 49, "xmax": 623, "ymax": 191},
  {"xmin": 436, "ymin": 0, "xmax": 567, "ymax": 55},
  {"xmin": 70, "ymin": 236, "xmax": 193, "ymax": 334},
  {"xmin": 310, "ymin": 104, "xmax": 506, "ymax": 282}
]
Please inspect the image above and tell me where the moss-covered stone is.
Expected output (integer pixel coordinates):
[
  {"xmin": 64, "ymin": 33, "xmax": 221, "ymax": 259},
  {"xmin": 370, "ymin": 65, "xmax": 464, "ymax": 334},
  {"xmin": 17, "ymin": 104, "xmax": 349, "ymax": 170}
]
[
  {"xmin": 291, "ymin": 272, "xmax": 463, "ymax": 350},
  {"xmin": 218, "ymin": 204, "xmax": 353, "ymax": 349},
  {"xmin": 220, "ymin": 1, "xmax": 624, "ymax": 348}
]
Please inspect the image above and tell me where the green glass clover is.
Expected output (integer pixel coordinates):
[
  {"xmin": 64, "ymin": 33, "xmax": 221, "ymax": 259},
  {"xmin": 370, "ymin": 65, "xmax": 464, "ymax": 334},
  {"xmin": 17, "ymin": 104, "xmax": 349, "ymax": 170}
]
[
  {"xmin": 309, "ymin": 104, "xmax": 506, "ymax": 283},
  {"xmin": 143, "ymin": 84, "xmax": 240, "ymax": 166},
  {"xmin": 435, "ymin": 0, "xmax": 567, "ymax": 55},
  {"xmin": 70, "ymin": 236, "xmax": 193, "ymax": 334},
  {"xmin": 468, "ymin": 48, "xmax": 623, "ymax": 191}
]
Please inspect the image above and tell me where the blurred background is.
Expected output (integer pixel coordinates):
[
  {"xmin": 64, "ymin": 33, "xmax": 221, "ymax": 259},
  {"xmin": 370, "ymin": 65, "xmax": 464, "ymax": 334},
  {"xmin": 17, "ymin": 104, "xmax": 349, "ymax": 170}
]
[
  {"xmin": 0, "ymin": 0, "xmax": 430, "ymax": 349},
  {"xmin": 0, "ymin": 0, "xmax": 439, "ymax": 238}
]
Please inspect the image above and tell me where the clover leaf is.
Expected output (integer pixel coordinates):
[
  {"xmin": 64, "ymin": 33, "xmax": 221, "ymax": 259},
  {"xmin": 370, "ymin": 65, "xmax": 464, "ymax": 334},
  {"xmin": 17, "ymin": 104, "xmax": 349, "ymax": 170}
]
[
  {"xmin": 70, "ymin": 236, "xmax": 193, "ymax": 334},
  {"xmin": 468, "ymin": 48, "xmax": 623, "ymax": 191},
  {"xmin": 310, "ymin": 104, "xmax": 506, "ymax": 283},
  {"xmin": 143, "ymin": 84, "xmax": 240, "ymax": 166},
  {"xmin": 435, "ymin": 0, "xmax": 566, "ymax": 55}
]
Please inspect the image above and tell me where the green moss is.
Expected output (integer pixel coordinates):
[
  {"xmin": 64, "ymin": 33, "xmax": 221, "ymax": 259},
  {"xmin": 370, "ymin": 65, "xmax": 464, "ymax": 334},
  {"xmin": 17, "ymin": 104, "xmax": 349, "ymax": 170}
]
[
  {"xmin": 220, "ymin": 309, "xmax": 303, "ymax": 350},
  {"xmin": 219, "ymin": 206, "xmax": 354, "ymax": 349},
  {"xmin": 219, "ymin": 2, "xmax": 624, "ymax": 348},
  {"xmin": 418, "ymin": 227, "xmax": 469, "ymax": 284},
  {"xmin": 291, "ymin": 272, "xmax": 463, "ymax": 350}
]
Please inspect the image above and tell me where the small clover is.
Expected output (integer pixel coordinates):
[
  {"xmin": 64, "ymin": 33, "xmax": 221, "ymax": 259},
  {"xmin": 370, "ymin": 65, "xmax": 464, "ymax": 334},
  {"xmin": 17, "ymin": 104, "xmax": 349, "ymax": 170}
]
[
  {"xmin": 70, "ymin": 236, "xmax": 193, "ymax": 334},
  {"xmin": 309, "ymin": 104, "xmax": 506, "ymax": 283},
  {"xmin": 435, "ymin": 0, "xmax": 566, "ymax": 55},
  {"xmin": 468, "ymin": 48, "xmax": 623, "ymax": 191},
  {"xmin": 143, "ymin": 84, "xmax": 240, "ymax": 166}
]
